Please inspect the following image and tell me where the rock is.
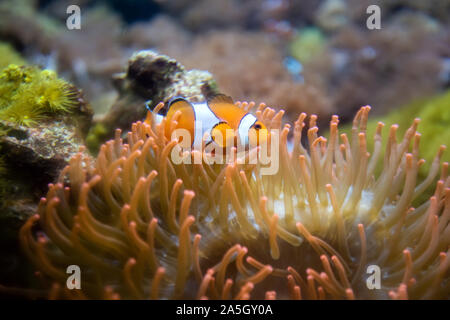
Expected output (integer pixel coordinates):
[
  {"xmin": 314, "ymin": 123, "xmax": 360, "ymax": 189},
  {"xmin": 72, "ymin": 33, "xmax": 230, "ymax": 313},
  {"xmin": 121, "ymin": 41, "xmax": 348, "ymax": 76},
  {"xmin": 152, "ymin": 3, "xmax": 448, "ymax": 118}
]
[
  {"xmin": 0, "ymin": 113, "xmax": 92, "ymax": 287},
  {"xmin": 90, "ymin": 50, "xmax": 218, "ymax": 147},
  {"xmin": 0, "ymin": 118, "xmax": 90, "ymax": 223}
]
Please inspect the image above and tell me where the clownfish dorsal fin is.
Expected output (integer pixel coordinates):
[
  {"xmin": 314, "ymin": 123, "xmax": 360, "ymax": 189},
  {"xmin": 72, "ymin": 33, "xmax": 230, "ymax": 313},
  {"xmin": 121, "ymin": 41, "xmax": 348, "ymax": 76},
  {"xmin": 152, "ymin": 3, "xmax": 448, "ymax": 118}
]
[
  {"xmin": 167, "ymin": 96, "xmax": 194, "ymax": 116},
  {"xmin": 207, "ymin": 94, "xmax": 234, "ymax": 106},
  {"xmin": 168, "ymin": 96, "xmax": 192, "ymax": 109}
]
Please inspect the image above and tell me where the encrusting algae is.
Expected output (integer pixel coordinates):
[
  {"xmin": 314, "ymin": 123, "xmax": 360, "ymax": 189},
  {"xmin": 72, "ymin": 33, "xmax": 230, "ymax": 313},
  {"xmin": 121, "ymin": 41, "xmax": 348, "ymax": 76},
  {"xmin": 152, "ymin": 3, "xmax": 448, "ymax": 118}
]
[{"xmin": 19, "ymin": 99, "xmax": 449, "ymax": 299}]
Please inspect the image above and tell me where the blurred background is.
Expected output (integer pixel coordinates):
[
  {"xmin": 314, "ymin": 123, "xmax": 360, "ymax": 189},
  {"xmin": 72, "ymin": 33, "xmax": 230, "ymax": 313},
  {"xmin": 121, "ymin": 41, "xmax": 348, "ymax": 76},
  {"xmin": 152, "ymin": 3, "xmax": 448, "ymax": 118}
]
[{"xmin": 1, "ymin": 0, "xmax": 449, "ymax": 125}]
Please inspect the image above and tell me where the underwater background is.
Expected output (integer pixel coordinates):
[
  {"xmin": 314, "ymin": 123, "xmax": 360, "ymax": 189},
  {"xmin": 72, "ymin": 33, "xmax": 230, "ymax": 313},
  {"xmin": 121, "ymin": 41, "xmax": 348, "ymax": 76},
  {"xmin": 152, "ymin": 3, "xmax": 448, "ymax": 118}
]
[{"xmin": 0, "ymin": 0, "xmax": 449, "ymax": 299}]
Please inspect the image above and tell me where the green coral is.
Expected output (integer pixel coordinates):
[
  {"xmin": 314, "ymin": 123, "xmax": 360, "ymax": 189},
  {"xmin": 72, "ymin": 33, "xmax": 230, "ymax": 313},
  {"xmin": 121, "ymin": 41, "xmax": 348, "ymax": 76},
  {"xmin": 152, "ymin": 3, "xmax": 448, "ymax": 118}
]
[
  {"xmin": 0, "ymin": 64, "xmax": 79, "ymax": 126},
  {"xmin": 0, "ymin": 43, "xmax": 26, "ymax": 69},
  {"xmin": 289, "ymin": 27, "xmax": 326, "ymax": 64}
]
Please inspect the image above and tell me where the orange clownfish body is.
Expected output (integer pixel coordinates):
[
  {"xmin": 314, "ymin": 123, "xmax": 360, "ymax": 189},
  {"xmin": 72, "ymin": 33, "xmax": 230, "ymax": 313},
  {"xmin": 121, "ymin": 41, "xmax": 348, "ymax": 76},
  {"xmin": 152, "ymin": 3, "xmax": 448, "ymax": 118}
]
[{"xmin": 149, "ymin": 94, "xmax": 268, "ymax": 149}]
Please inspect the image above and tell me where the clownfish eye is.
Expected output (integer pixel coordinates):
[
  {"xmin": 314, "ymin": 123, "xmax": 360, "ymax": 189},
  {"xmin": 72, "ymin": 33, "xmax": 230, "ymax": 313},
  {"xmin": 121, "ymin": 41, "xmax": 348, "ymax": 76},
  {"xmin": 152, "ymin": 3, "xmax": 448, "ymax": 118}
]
[{"xmin": 254, "ymin": 123, "xmax": 262, "ymax": 130}]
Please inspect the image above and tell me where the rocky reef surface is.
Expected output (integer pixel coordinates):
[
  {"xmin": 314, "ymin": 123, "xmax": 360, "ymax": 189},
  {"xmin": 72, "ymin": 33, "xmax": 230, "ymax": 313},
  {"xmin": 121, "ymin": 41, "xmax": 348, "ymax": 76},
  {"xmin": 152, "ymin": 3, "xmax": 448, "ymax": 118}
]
[{"xmin": 87, "ymin": 50, "xmax": 218, "ymax": 150}]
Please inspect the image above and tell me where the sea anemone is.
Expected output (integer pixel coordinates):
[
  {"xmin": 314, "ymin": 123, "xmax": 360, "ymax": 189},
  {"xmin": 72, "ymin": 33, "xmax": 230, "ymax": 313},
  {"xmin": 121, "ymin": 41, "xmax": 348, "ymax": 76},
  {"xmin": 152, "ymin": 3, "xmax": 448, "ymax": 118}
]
[
  {"xmin": 351, "ymin": 90, "xmax": 450, "ymax": 176},
  {"xmin": 19, "ymin": 101, "xmax": 449, "ymax": 299}
]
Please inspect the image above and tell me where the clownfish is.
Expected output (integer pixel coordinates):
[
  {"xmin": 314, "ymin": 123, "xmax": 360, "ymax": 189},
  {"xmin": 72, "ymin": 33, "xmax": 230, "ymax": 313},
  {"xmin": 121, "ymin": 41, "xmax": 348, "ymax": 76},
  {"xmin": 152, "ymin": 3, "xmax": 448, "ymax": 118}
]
[{"xmin": 148, "ymin": 94, "xmax": 268, "ymax": 150}]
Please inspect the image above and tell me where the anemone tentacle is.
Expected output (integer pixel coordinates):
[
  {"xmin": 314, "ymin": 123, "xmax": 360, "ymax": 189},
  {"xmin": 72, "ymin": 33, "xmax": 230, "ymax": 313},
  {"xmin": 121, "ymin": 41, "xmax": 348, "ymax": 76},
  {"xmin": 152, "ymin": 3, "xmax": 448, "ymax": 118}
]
[{"xmin": 20, "ymin": 102, "xmax": 449, "ymax": 299}]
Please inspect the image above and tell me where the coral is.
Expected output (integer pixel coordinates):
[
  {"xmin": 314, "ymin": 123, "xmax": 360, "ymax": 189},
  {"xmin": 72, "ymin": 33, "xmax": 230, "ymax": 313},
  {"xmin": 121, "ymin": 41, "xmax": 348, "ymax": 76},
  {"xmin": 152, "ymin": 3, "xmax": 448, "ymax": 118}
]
[
  {"xmin": 0, "ymin": 2, "xmax": 126, "ymax": 114},
  {"xmin": 18, "ymin": 102, "xmax": 449, "ymax": 299},
  {"xmin": 315, "ymin": 0, "xmax": 350, "ymax": 32},
  {"xmin": 401, "ymin": 0, "xmax": 450, "ymax": 23},
  {"xmin": 0, "ymin": 0, "xmax": 61, "ymax": 54},
  {"xmin": 55, "ymin": 6, "xmax": 125, "ymax": 76},
  {"xmin": 157, "ymin": 0, "xmax": 320, "ymax": 32},
  {"xmin": 179, "ymin": 0, "xmax": 245, "ymax": 31},
  {"xmin": 122, "ymin": 15, "xmax": 193, "ymax": 54},
  {"xmin": 136, "ymin": 3, "xmax": 449, "ymax": 125},
  {"xmin": 157, "ymin": 0, "xmax": 248, "ymax": 31},
  {"xmin": 163, "ymin": 31, "xmax": 333, "ymax": 124},
  {"xmin": 345, "ymin": 0, "xmax": 450, "ymax": 25},
  {"xmin": 0, "ymin": 63, "xmax": 93, "ymax": 288},
  {"xmin": 47, "ymin": 5, "xmax": 127, "ymax": 114},
  {"xmin": 0, "ymin": 63, "xmax": 93, "ymax": 208},
  {"xmin": 322, "ymin": 13, "xmax": 448, "ymax": 120},
  {"xmin": 288, "ymin": 28, "xmax": 327, "ymax": 64},
  {"xmin": 0, "ymin": 65, "xmax": 90, "ymax": 128},
  {"xmin": 1, "ymin": 0, "xmax": 448, "ymax": 132}
]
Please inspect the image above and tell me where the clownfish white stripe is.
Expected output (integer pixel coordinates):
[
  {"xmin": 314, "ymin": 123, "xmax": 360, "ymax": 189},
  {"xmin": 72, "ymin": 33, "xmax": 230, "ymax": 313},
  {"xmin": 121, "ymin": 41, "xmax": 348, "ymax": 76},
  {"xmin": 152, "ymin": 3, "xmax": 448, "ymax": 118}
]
[
  {"xmin": 191, "ymin": 101, "xmax": 222, "ymax": 149},
  {"xmin": 153, "ymin": 113, "xmax": 164, "ymax": 125},
  {"xmin": 238, "ymin": 113, "xmax": 257, "ymax": 146},
  {"xmin": 146, "ymin": 95, "xmax": 268, "ymax": 150}
]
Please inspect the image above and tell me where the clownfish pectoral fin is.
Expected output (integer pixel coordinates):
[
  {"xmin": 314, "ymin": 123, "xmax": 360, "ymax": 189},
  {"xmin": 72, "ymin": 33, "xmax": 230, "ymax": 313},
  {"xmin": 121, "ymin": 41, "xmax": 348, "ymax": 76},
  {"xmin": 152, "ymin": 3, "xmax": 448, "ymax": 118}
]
[
  {"xmin": 211, "ymin": 122, "xmax": 235, "ymax": 148},
  {"xmin": 207, "ymin": 93, "xmax": 234, "ymax": 106}
]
